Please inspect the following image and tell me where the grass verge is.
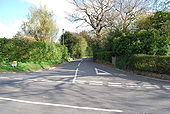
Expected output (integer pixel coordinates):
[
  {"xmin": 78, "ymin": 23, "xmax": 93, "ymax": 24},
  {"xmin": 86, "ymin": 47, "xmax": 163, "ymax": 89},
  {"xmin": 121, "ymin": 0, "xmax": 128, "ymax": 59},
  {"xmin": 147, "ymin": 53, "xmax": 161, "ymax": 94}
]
[{"xmin": 0, "ymin": 61, "xmax": 64, "ymax": 72}]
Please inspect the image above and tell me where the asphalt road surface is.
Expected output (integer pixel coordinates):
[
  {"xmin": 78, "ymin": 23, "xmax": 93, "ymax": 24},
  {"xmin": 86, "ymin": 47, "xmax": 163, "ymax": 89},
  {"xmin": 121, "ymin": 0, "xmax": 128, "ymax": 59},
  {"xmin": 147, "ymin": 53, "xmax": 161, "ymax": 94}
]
[{"xmin": 0, "ymin": 58, "xmax": 170, "ymax": 114}]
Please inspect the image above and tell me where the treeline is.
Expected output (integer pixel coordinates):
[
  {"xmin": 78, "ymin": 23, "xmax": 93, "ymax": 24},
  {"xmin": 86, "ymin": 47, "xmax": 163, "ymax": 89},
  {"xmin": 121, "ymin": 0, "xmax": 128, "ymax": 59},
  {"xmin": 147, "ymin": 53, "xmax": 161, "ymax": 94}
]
[
  {"xmin": 94, "ymin": 11, "xmax": 170, "ymax": 76},
  {"xmin": 60, "ymin": 31, "xmax": 93, "ymax": 59},
  {"xmin": 95, "ymin": 11, "xmax": 170, "ymax": 56},
  {"xmin": 0, "ymin": 38, "xmax": 68, "ymax": 63}
]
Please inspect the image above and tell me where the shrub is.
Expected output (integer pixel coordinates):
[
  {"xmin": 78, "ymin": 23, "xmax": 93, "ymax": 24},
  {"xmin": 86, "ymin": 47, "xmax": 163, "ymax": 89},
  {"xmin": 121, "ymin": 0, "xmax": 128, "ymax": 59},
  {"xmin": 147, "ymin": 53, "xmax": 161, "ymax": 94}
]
[
  {"xmin": 112, "ymin": 29, "xmax": 170, "ymax": 56},
  {"xmin": 0, "ymin": 38, "xmax": 68, "ymax": 63},
  {"xmin": 116, "ymin": 54, "xmax": 170, "ymax": 75},
  {"xmin": 94, "ymin": 51, "xmax": 113, "ymax": 63}
]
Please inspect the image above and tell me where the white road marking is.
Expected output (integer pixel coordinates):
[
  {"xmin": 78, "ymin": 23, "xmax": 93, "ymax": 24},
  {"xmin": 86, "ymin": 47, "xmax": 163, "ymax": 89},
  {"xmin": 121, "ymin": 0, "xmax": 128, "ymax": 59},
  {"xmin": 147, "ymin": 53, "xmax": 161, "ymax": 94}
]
[
  {"xmin": 163, "ymin": 86, "xmax": 170, "ymax": 89},
  {"xmin": 95, "ymin": 68, "xmax": 111, "ymax": 75},
  {"xmin": 126, "ymin": 83, "xmax": 139, "ymax": 88},
  {"xmin": 72, "ymin": 68, "xmax": 79, "ymax": 83},
  {"xmin": 27, "ymin": 79, "xmax": 38, "ymax": 81},
  {"xmin": 108, "ymin": 82, "xmax": 122, "ymax": 85},
  {"xmin": 108, "ymin": 82, "xmax": 123, "ymax": 87},
  {"xmin": 78, "ymin": 59, "xmax": 83, "ymax": 67},
  {"xmin": 75, "ymin": 80, "xmax": 87, "ymax": 84},
  {"xmin": 78, "ymin": 62, "xmax": 81, "ymax": 67},
  {"xmin": 142, "ymin": 85, "xmax": 159, "ymax": 89},
  {"xmin": 108, "ymin": 84, "xmax": 123, "ymax": 87},
  {"xmin": 14, "ymin": 78, "xmax": 23, "ymax": 80},
  {"xmin": 89, "ymin": 81, "xmax": 103, "ymax": 85},
  {"xmin": 0, "ymin": 77, "xmax": 10, "ymax": 79},
  {"xmin": 0, "ymin": 97, "xmax": 123, "ymax": 113},
  {"xmin": 126, "ymin": 85, "xmax": 139, "ymax": 88}
]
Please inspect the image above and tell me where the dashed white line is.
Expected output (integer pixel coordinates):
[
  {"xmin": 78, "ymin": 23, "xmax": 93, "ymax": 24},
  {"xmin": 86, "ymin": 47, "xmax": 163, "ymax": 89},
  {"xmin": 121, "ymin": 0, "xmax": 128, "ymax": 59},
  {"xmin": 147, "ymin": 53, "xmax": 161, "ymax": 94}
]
[
  {"xmin": 89, "ymin": 81, "xmax": 103, "ymax": 85},
  {"xmin": 75, "ymin": 80, "xmax": 87, "ymax": 84},
  {"xmin": 78, "ymin": 62, "xmax": 81, "ymax": 67},
  {"xmin": 126, "ymin": 83, "xmax": 139, "ymax": 88},
  {"xmin": 0, "ymin": 77, "xmax": 10, "ymax": 79},
  {"xmin": 108, "ymin": 82, "xmax": 123, "ymax": 87},
  {"xmin": 0, "ymin": 97, "xmax": 123, "ymax": 113},
  {"xmin": 78, "ymin": 59, "xmax": 83, "ymax": 67},
  {"xmin": 13, "ymin": 78, "xmax": 23, "ymax": 80},
  {"xmin": 73, "ymin": 59, "xmax": 83, "ymax": 83},
  {"xmin": 142, "ymin": 85, "xmax": 159, "ymax": 89},
  {"xmin": 108, "ymin": 84, "xmax": 123, "ymax": 87},
  {"xmin": 27, "ymin": 79, "xmax": 38, "ymax": 81},
  {"xmin": 163, "ymin": 86, "xmax": 170, "ymax": 90},
  {"xmin": 72, "ymin": 68, "xmax": 79, "ymax": 83},
  {"xmin": 108, "ymin": 82, "xmax": 122, "ymax": 85}
]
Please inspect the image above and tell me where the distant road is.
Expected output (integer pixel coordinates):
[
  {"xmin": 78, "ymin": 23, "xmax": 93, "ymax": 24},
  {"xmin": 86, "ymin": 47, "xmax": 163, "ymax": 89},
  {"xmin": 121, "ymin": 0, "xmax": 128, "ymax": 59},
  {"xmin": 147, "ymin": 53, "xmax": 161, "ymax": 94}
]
[{"xmin": 0, "ymin": 58, "xmax": 170, "ymax": 114}]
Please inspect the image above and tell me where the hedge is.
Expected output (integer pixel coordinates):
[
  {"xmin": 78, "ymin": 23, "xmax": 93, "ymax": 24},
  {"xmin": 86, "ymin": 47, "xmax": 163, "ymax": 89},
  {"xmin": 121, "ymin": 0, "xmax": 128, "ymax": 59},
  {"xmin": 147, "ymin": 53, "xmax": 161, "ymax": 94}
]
[
  {"xmin": 116, "ymin": 54, "xmax": 170, "ymax": 75},
  {"xmin": 0, "ymin": 38, "xmax": 68, "ymax": 63},
  {"xmin": 93, "ymin": 51, "xmax": 113, "ymax": 63}
]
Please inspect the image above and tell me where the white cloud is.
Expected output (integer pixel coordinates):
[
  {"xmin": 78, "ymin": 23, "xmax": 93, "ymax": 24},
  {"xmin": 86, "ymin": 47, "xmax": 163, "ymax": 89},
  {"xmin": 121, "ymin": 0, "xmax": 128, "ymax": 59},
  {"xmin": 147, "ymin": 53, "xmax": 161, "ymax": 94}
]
[
  {"xmin": 23, "ymin": 0, "xmax": 80, "ymax": 36},
  {"xmin": 0, "ymin": 20, "xmax": 23, "ymax": 38},
  {"xmin": 0, "ymin": 0, "xmax": 90, "ymax": 38},
  {"xmin": 23, "ymin": 0, "xmax": 92, "ymax": 38}
]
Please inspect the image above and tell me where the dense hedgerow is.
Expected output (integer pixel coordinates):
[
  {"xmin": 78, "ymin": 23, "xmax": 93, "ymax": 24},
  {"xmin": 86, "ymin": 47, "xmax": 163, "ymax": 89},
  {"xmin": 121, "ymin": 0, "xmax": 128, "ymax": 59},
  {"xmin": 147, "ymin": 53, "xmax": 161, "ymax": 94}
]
[
  {"xmin": 0, "ymin": 38, "xmax": 68, "ymax": 63},
  {"xmin": 94, "ymin": 51, "xmax": 113, "ymax": 63},
  {"xmin": 116, "ymin": 54, "xmax": 170, "ymax": 75}
]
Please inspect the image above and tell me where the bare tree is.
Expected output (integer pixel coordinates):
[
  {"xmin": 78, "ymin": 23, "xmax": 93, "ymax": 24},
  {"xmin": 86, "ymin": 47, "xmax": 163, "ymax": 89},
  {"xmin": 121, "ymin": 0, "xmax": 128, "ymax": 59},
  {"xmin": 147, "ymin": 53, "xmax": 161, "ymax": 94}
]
[
  {"xmin": 111, "ymin": 0, "xmax": 149, "ymax": 32},
  {"xmin": 152, "ymin": 0, "xmax": 170, "ymax": 11},
  {"xmin": 69, "ymin": 0, "xmax": 115, "ymax": 38},
  {"xmin": 69, "ymin": 0, "xmax": 149, "ymax": 36}
]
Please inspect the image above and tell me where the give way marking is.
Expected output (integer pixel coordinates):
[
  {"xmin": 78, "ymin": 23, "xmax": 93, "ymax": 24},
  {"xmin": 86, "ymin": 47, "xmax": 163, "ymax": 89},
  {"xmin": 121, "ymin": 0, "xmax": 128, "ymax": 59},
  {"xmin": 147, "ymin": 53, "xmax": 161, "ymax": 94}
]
[{"xmin": 95, "ymin": 68, "xmax": 112, "ymax": 75}]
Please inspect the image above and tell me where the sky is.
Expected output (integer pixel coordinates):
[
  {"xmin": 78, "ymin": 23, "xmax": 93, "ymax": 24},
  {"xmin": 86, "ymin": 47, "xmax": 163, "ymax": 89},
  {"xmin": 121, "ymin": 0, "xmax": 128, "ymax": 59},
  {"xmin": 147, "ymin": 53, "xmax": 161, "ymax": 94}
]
[{"xmin": 0, "ymin": 0, "xmax": 84, "ymax": 39}]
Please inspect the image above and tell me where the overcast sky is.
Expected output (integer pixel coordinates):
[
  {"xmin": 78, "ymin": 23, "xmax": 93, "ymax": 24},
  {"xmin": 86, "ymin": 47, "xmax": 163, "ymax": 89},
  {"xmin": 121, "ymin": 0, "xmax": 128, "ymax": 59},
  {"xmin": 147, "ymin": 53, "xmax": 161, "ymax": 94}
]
[{"xmin": 0, "ymin": 0, "xmax": 84, "ymax": 39}]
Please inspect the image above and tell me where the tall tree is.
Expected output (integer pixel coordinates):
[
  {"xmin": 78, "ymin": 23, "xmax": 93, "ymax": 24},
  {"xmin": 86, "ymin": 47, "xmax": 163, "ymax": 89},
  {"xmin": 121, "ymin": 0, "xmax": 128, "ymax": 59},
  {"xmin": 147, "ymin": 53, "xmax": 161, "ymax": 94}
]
[
  {"xmin": 111, "ymin": 0, "xmax": 149, "ymax": 32},
  {"xmin": 69, "ymin": 0, "xmax": 115, "ymax": 38},
  {"xmin": 69, "ymin": 0, "xmax": 149, "ymax": 36},
  {"xmin": 16, "ymin": 5, "xmax": 58, "ymax": 42},
  {"xmin": 152, "ymin": 0, "xmax": 170, "ymax": 11}
]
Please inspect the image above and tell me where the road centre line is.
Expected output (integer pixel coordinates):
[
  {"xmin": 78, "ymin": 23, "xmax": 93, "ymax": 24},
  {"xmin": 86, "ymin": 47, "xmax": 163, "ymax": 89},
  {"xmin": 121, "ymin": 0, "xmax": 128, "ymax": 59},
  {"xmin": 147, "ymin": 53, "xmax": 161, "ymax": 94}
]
[
  {"xmin": 72, "ymin": 68, "xmax": 79, "ymax": 83},
  {"xmin": 73, "ymin": 60, "xmax": 83, "ymax": 83},
  {"xmin": 78, "ymin": 59, "xmax": 83, "ymax": 67},
  {"xmin": 0, "ymin": 97, "xmax": 123, "ymax": 113}
]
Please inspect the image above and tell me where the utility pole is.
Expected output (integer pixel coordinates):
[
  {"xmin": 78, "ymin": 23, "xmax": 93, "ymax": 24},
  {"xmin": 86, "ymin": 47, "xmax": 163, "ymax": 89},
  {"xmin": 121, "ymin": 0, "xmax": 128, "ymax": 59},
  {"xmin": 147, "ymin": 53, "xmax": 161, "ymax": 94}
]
[{"xmin": 62, "ymin": 29, "xmax": 65, "ymax": 45}]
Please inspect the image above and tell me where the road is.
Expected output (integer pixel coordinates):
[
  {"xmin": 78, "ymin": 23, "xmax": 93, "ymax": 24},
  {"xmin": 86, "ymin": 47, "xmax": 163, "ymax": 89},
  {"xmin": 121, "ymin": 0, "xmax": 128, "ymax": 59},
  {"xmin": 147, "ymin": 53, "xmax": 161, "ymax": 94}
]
[{"xmin": 0, "ymin": 58, "xmax": 170, "ymax": 114}]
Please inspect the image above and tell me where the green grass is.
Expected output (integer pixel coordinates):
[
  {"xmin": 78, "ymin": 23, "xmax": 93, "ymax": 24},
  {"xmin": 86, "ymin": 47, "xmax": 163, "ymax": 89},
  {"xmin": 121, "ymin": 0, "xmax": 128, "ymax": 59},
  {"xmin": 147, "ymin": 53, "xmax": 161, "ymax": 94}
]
[{"xmin": 0, "ymin": 61, "xmax": 62, "ymax": 72}]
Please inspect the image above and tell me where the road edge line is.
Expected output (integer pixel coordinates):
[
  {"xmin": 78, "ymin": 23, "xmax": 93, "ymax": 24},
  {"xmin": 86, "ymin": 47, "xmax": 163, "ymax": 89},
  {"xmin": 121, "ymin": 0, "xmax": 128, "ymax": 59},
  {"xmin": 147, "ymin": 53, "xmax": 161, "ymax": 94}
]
[{"xmin": 0, "ymin": 97, "xmax": 123, "ymax": 113}]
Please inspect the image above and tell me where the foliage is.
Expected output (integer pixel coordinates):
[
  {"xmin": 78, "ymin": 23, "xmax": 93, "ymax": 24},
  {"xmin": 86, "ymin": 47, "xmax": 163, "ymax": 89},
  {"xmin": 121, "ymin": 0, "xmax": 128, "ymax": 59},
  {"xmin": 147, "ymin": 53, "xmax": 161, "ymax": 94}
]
[
  {"xmin": 72, "ymin": 37, "xmax": 88, "ymax": 58},
  {"xmin": 0, "ymin": 38, "xmax": 68, "ymax": 63},
  {"xmin": 112, "ymin": 29, "xmax": 170, "ymax": 56},
  {"xmin": 93, "ymin": 51, "xmax": 113, "ymax": 63},
  {"xmin": 136, "ymin": 11, "xmax": 170, "ymax": 34},
  {"xmin": 15, "ymin": 5, "xmax": 58, "ymax": 42},
  {"xmin": 102, "ymin": 30, "xmax": 123, "ymax": 52},
  {"xmin": 70, "ymin": 0, "xmax": 148, "ymax": 37},
  {"xmin": 60, "ymin": 31, "xmax": 78, "ymax": 57},
  {"xmin": 60, "ymin": 31, "xmax": 90, "ymax": 58},
  {"xmin": 116, "ymin": 54, "xmax": 170, "ymax": 75}
]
